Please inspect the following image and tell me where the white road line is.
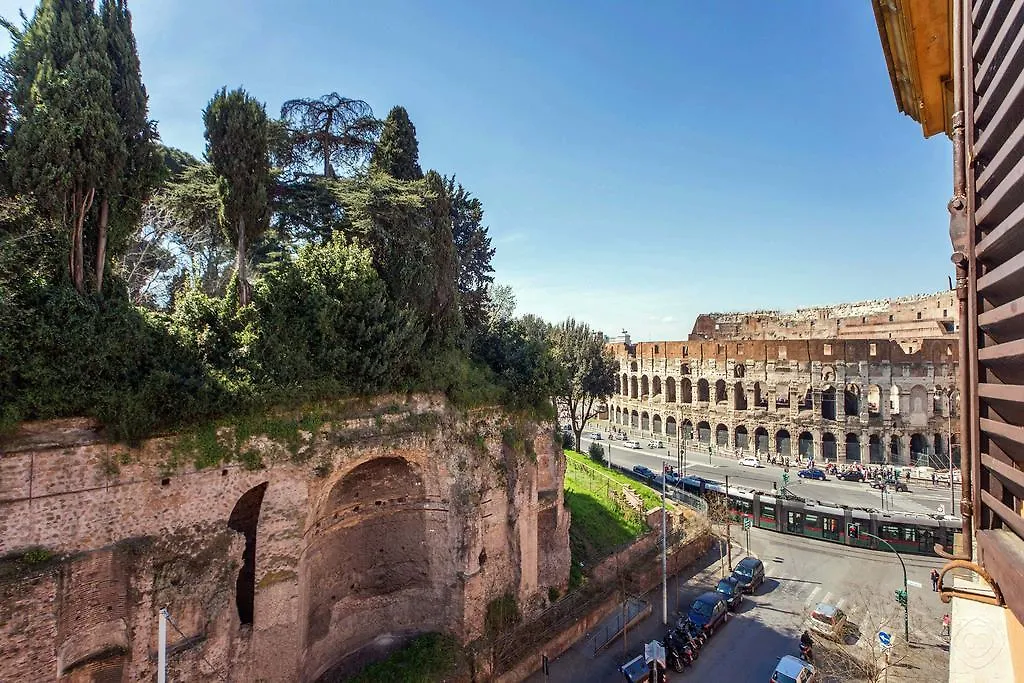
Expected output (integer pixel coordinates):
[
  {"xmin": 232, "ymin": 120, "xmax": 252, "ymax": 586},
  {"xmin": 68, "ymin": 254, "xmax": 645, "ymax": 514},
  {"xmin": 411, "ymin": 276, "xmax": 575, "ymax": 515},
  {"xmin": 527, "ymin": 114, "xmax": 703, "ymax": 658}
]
[
  {"xmin": 836, "ymin": 597, "xmax": 846, "ymax": 609},
  {"xmin": 907, "ymin": 580, "xmax": 923, "ymax": 588},
  {"xmin": 807, "ymin": 586, "xmax": 821, "ymax": 603},
  {"xmin": 819, "ymin": 591, "xmax": 833, "ymax": 607}
]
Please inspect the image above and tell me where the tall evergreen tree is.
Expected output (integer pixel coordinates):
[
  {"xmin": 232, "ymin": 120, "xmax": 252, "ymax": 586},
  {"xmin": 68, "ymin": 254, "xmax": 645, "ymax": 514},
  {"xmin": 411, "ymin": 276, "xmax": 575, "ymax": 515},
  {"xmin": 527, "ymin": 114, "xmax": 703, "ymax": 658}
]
[
  {"xmin": 422, "ymin": 169, "xmax": 461, "ymax": 347},
  {"xmin": 370, "ymin": 105, "xmax": 422, "ymax": 180},
  {"xmin": 444, "ymin": 175, "xmax": 495, "ymax": 336},
  {"xmin": 203, "ymin": 87, "xmax": 270, "ymax": 307},
  {"xmin": 96, "ymin": 0, "xmax": 159, "ymax": 294},
  {"xmin": 6, "ymin": 0, "xmax": 121, "ymax": 293}
]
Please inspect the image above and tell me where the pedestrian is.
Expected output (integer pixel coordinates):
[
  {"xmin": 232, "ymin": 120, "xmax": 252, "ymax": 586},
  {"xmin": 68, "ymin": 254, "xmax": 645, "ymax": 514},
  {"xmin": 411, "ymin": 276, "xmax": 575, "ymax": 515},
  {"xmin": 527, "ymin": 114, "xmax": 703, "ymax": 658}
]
[
  {"xmin": 906, "ymin": 469, "xmax": 911, "ymax": 482},
  {"xmin": 931, "ymin": 568, "xmax": 940, "ymax": 591},
  {"xmin": 932, "ymin": 472, "xmax": 937, "ymax": 486},
  {"xmin": 942, "ymin": 613, "xmax": 951, "ymax": 637}
]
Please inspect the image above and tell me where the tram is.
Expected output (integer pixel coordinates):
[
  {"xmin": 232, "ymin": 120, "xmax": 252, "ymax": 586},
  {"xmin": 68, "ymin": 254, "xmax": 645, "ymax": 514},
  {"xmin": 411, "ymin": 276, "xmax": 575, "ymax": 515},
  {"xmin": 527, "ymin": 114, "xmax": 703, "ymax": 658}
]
[{"xmin": 674, "ymin": 475, "xmax": 960, "ymax": 557}]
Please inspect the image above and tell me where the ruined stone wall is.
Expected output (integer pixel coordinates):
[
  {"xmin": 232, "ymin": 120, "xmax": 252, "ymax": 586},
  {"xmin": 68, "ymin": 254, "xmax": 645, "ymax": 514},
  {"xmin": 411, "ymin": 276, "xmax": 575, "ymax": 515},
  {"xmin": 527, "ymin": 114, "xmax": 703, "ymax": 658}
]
[
  {"xmin": 0, "ymin": 396, "xmax": 570, "ymax": 682},
  {"xmin": 608, "ymin": 339, "xmax": 959, "ymax": 465}
]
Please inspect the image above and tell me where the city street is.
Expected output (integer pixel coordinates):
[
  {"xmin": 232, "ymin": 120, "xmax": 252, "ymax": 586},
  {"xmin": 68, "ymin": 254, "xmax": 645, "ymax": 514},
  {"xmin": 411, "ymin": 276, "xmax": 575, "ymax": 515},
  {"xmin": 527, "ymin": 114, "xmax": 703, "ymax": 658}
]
[
  {"xmin": 527, "ymin": 528, "xmax": 950, "ymax": 683},
  {"xmin": 580, "ymin": 433, "xmax": 959, "ymax": 517}
]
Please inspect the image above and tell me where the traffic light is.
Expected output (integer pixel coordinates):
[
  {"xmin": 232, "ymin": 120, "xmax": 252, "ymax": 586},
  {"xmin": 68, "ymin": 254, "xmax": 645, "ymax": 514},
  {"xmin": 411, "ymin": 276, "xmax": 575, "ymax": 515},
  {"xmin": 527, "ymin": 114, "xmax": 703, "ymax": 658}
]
[
  {"xmin": 847, "ymin": 523, "xmax": 859, "ymax": 539},
  {"xmin": 894, "ymin": 589, "xmax": 908, "ymax": 607}
]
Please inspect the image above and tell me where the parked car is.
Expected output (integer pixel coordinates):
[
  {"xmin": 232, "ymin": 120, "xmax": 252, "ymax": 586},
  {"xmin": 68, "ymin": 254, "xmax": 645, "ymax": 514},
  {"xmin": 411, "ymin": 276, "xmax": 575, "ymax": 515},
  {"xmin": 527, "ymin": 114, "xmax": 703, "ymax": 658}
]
[
  {"xmin": 588, "ymin": 432, "xmax": 603, "ymax": 440},
  {"xmin": 715, "ymin": 576, "xmax": 744, "ymax": 610},
  {"xmin": 798, "ymin": 468, "xmax": 828, "ymax": 481},
  {"xmin": 739, "ymin": 456, "xmax": 762, "ymax": 468},
  {"xmin": 807, "ymin": 602, "xmax": 847, "ymax": 641},
  {"xmin": 632, "ymin": 465, "xmax": 655, "ymax": 480},
  {"xmin": 838, "ymin": 470, "xmax": 865, "ymax": 482},
  {"xmin": 686, "ymin": 592, "xmax": 729, "ymax": 635},
  {"xmin": 731, "ymin": 556, "xmax": 765, "ymax": 593},
  {"xmin": 623, "ymin": 440, "xmax": 642, "ymax": 449},
  {"xmin": 771, "ymin": 655, "xmax": 817, "ymax": 683},
  {"xmin": 936, "ymin": 469, "xmax": 962, "ymax": 484},
  {"xmin": 647, "ymin": 440, "xmax": 664, "ymax": 449},
  {"xmin": 870, "ymin": 478, "xmax": 909, "ymax": 492}
]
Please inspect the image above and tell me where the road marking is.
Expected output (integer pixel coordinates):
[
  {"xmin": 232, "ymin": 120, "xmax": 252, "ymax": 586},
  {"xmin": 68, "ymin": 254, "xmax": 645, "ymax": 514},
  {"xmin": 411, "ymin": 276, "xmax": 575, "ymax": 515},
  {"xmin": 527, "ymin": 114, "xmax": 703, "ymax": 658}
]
[
  {"xmin": 836, "ymin": 597, "xmax": 846, "ymax": 609},
  {"xmin": 907, "ymin": 580, "xmax": 923, "ymax": 588},
  {"xmin": 807, "ymin": 586, "xmax": 821, "ymax": 603}
]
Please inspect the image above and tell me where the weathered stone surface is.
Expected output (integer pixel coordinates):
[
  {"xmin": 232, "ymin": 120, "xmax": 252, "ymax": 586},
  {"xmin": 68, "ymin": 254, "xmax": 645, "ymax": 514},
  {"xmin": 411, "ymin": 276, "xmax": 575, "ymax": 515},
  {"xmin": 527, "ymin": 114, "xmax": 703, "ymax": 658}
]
[{"xmin": 0, "ymin": 395, "xmax": 570, "ymax": 682}]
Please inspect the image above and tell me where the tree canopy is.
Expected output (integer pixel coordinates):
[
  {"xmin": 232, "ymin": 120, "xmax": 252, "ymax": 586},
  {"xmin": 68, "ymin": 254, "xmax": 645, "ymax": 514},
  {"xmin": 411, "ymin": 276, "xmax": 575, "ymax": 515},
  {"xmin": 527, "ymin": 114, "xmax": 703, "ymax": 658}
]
[
  {"xmin": 371, "ymin": 105, "xmax": 423, "ymax": 180},
  {"xmin": 550, "ymin": 318, "xmax": 618, "ymax": 451}
]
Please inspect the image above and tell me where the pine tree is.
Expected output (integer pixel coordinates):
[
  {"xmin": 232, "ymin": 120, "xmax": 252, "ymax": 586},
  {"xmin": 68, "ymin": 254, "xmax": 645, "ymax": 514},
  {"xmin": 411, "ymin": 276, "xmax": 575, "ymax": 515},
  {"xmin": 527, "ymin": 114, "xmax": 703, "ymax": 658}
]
[
  {"xmin": 444, "ymin": 175, "xmax": 495, "ymax": 336},
  {"xmin": 422, "ymin": 169, "xmax": 461, "ymax": 348},
  {"xmin": 370, "ymin": 105, "xmax": 423, "ymax": 180},
  {"xmin": 279, "ymin": 93, "xmax": 380, "ymax": 178},
  {"xmin": 203, "ymin": 87, "xmax": 270, "ymax": 307},
  {"xmin": 96, "ymin": 0, "xmax": 160, "ymax": 293},
  {"xmin": 7, "ymin": 0, "xmax": 122, "ymax": 293}
]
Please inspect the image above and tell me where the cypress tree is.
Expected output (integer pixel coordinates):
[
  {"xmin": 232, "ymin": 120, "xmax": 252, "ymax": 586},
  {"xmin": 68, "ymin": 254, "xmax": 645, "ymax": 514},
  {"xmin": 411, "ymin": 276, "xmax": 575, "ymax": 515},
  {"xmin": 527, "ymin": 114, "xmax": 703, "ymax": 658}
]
[
  {"xmin": 96, "ymin": 0, "xmax": 160, "ymax": 293},
  {"xmin": 203, "ymin": 87, "xmax": 270, "ymax": 307},
  {"xmin": 422, "ymin": 169, "xmax": 461, "ymax": 348},
  {"xmin": 7, "ymin": 0, "xmax": 121, "ymax": 293},
  {"xmin": 370, "ymin": 105, "xmax": 423, "ymax": 180}
]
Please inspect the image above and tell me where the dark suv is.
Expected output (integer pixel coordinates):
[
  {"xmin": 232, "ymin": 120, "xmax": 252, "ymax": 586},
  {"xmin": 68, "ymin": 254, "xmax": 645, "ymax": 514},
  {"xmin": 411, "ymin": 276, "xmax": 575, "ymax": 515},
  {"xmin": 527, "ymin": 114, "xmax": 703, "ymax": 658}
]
[
  {"xmin": 715, "ymin": 576, "xmax": 744, "ymax": 610},
  {"xmin": 731, "ymin": 556, "xmax": 765, "ymax": 594}
]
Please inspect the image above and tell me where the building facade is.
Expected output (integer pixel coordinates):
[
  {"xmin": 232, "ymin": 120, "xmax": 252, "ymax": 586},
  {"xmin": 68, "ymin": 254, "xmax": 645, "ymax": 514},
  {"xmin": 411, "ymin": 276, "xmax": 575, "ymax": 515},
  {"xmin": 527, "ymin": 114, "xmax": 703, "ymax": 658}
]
[{"xmin": 606, "ymin": 336, "xmax": 959, "ymax": 467}]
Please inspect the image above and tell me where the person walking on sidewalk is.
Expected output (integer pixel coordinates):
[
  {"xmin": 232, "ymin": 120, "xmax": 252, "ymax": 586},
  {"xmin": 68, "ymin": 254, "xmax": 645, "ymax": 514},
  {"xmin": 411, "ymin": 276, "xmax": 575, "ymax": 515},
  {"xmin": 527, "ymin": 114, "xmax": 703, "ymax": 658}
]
[
  {"xmin": 931, "ymin": 568, "xmax": 940, "ymax": 591},
  {"xmin": 942, "ymin": 613, "xmax": 951, "ymax": 637}
]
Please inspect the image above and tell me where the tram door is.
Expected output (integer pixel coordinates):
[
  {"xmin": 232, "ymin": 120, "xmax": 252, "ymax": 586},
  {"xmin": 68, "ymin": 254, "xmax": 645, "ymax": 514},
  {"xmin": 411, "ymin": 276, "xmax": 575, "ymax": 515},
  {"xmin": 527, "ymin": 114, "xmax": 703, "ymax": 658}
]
[
  {"xmin": 918, "ymin": 528, "xmax": 935, "ymax": 554},
  {"xmin": 786, "ymin": 510, "xmax": 803, "ymax": 534}
]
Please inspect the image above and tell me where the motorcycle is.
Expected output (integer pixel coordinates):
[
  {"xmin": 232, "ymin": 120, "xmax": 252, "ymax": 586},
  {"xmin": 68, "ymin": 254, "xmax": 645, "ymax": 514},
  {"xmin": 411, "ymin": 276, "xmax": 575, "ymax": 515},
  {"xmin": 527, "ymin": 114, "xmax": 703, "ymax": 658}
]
[
  {"xmin": 675, "ymin": 617, "xmax": 706, "ymax": 651},
  {"xmin": 662, "ymin": 633, "xmax": 686, "ymax": 672},
  {"xmin": 799, "ymin": 640, "xmax": 813, "ymax": 664}
]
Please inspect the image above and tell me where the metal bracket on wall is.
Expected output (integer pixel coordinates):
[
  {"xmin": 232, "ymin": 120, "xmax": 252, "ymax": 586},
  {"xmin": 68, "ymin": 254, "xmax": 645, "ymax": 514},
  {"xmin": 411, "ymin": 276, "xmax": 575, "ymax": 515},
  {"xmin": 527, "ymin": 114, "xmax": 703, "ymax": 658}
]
[{"xmin": 937, "ymin": 559, "xmax": 1004, "ymax": 608}]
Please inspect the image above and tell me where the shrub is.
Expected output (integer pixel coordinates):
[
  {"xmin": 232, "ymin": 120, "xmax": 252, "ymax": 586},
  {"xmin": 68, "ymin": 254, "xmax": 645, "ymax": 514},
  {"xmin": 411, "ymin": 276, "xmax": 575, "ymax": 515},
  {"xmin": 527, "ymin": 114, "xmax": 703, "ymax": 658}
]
[{"xmin": 588, "ymin": 441, "xmax": 605, "ymax": 464}]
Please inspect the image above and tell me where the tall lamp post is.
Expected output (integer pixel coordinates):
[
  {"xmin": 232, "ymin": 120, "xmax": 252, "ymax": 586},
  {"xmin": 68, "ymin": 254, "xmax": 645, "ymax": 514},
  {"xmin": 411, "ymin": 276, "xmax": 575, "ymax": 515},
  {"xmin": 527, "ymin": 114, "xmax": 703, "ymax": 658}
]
[{"xmin": 859, "ymin": 529, "xmax": 909, "ymax": 643}]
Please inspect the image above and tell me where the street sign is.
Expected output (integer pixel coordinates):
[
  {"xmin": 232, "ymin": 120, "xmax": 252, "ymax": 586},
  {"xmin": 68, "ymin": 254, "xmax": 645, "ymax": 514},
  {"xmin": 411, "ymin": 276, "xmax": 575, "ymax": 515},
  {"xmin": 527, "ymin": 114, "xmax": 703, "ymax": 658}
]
[
  {"xmin": 644, "ymin": 640, "xmax": 666, "ymax": 665},
  {"xmin": 743, "ymin": 516, "xmax": 752, "ymax": 530},
  {"xmin": 878, "ymin": 631, "xmax": 892, "ymax": 649},
  {"xmin": 938, "ymin": 504, "xmax": 945, "ymax": 514}
]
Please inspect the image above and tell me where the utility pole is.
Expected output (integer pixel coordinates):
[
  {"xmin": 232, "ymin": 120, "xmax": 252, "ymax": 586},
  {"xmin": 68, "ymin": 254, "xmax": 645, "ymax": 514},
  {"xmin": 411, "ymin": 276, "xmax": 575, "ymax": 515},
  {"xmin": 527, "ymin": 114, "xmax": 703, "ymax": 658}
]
[
  {"xmin": 158, "ymin": 607, "xmax": 168, "ymax": 683},
  {"xmin": 948, "ymin": 394, "xmax": 956, "ymax": 516},
  {"xmin": 725, "ymin": 474, "xmax": 732, "ymax": 571},
  {"xmin": 661, "ymin": 464, "xmax": 668, "ymax": 624}
]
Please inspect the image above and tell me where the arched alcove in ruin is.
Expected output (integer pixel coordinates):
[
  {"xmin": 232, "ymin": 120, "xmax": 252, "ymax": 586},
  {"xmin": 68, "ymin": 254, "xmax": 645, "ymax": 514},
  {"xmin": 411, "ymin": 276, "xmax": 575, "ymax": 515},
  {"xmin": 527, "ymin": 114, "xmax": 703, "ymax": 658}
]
[
  {"xmin": 733, "ymin": 382, "xmax": 747, "ymax": 410},
  {"xmin": 867, "ymin": 385, "xmax": 882, "ymax": 416},
  {"xmin": 631, "ymin": 410, "xmax": 639, "ymax": 427},
  {"xmin": 889, "ymin": 385, "xmax": 902, "ymax": 415},
  {"xmin": 869, "ymin": 434, "xmax": 883, "ymax": 463},
  {"xmin": 776, "ymin": 429, "xmax": 791, "ymax": 456},
  {"xmin": 753, "ymin": 382, "xmax": 766, "ymax": 408},
  {"xmin": 696, "ymin": 379, "xmax": 710, "ymax": 402},
  {"xmin": 715, "ymin": 423, "xmax": 729, "ymax": 446},
  {"xmin": 652, "ymin": 414, "xmax": 662, "ymax": 434},
  {"xmin": 641, "ymin": 376, "xmax": 650, "ymax": 397},
  {"xmin": 666, "ymin": 378, "xmax": 676, "ymax": 403},
  {"xmin": 889, "ymin": 435, "xmax": 903, "ymax": 464},
  {"xmin": 846, "ymin": 433, "xmax": 861, "ymax": 462},
  {"xmin": 681, "ymin": 419, "xmax": 694, "ymax": 441},
  {"xmin": 821, "ymin": 386, "xmax": 836, "ymax": 421},
  {"xmin": 776, "ymin": 384, "xmax": 790, "ymax": 409},
  {"xmin": 665, "ymin": 416, "xmax": 677, "ymax": 436},
  {"xmin": 910, "ymin": 433, "xmax": 928, "ymax": 463},
  {"xmin": 681, "ymin": 378, "xmax": 693, "ymax": 403},
  {"xmin": 822, "ymin": 433, "xmax": 837, "ymax": 461},
  {"xmin": 228, "ymin": 482, "xmax": 269, "ymax": 627},
  {"xmin": 615, "ymin": 375, "xmax": 622, "ymax": 395},
  {"xmin": 910, "ymin": 385, "xmax": 928, "ymax": 415},
  {"xmin": 755, "ymin": 426, "xmax": 769, "ymax": 453},
  {"xmin": 630, "ymin": 377, "xmax": 638, "ymax": 399},
  {"xmin": 735, "ymin": 425, "xmax": 749, "ymax": 449},
  {"xmin": 798, "ymin": 431, "xmax": 814, "ymax": 459},
  {"xmin": 697, "ymin": 421, "xmax": 711, "ymax": 443},
  {"xmin": 641, "ymin": 411, "xmax": 650, "ymax": 431},
  {"xmin": 653, "ymin": 376, "xmax": 662, "ymax": 396},
  {"xmin": 715, "ymin": 380, "xmax": 727, "ymax": 404},
  {"xmin": 844, "ymin": 385, "xmax": 860, "ymax": 415}
]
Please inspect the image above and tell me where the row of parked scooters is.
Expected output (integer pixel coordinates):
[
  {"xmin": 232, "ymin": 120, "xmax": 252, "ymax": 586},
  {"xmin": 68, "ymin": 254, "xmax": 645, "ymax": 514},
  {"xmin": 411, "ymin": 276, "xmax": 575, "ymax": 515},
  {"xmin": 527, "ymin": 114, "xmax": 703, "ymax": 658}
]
[{"xmin": 660, "ymin": 616, "xmax": 710, "ymax": 673}]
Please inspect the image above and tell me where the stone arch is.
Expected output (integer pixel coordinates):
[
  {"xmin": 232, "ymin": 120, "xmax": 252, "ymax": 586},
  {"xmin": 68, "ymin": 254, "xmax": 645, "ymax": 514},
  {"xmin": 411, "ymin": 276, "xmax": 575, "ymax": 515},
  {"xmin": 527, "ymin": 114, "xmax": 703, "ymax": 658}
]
[
  {"xmin": 910, "ymin": 385, "xmax": 928, "ymax": 415},
  {"xmin": 867, "ymin": 385, "xmax": 881, "ymax": 416},
  {"xmin": 680, "ymin": 363, "xmax": 691, "ymax": 375},
  {"xmin": 630, "ymin": 376, "xmax": 638, "ymax": 399},
  {"xmin": 798, "ymin": 431, "xmax": 814, "ymax": 459},
  {"xmin": 733, "ymin": 382, "xmax": 747, "ymax": 410},
  {"xmin": 228, "ymin": 482, "xmax": 269, "ymax": 626},
  {"xmin": 641, "ymin": 411, "xmax": 650, "ymax": 431},
  {"xmin": 615, "ymin": 406, "xmax": 622, "ymax": 424},
  {"xmin": 681, "ymin": 378, "xmax": 693, "ymax": 403},
  {"xmin": 619, "ymin": 374, "xmax": 626, "ymax": 395},
  {"xmin": 890, "ymin": 434, "xmax": 903, "ymax": 463},
  {"xmin": 641, "ymin": 375, "xmax": 650, "ymax": 398},
  {"xmin": 666, "ymin": 377, "xmax": 677, "ymax": 403},
  {"xmin": 715, "ymin": 423, "xmax": 729, "ymax": 446},
  {"xmin": 696, "ymin": 379, "xmax": 710, "ymax": 402},
  {"xmin": 821, "ymin": 386, "xmax": 836, "ymax": 421},
  {"xmin": 665, "ymin": 416, "xmax": 677, "ymax": 436},
  {"xmin": 869, "ymin": 434, "xmax": 883, "ymax": 463},
  {"xmin": 302, "ymin": 457, "xmax": 436, "ymax": 681},
  {"xmin": 697, "ymin": 420, "xmax": 711, "ymax": 443},
  {"xmin": 844, "ymin": 384, "xmax": 860, "ymax": 415},
  {"xmin": 715, "ymin": 379, "xmax": 727, "ymax": 404},
  {"xmin": 910, "ymin": 433, "xmax": 928, "ymax": 464},
  {"xmin": 933, "ymin": 387, "xmax": 946, "ymax": 414},
  {"xmin": 845, "ymin": 433, "xmax": 861, "ymax": 462},
  {"xmin": 653, "ymin": 376, "xmax": 662, "ymax": 397},
  {"xmin": 776, "ymin": 383, "xmax": 790, "ymax": 409},
  {"xmin": 753, "ymin": 382, "xmax": 766, "ymax": 408},
  {"xmin": 631, "ymin": 409, "xmax": 639, "ymax": 427},
  {"xmin": 630, "ymin": 361, "xmax": 637, "ymax": 372},
  {"xmin": 734, "ymin": 364, "xmax": 745, "ymax": 378},
  {"xmin": 735, "ymin": 425, "xmax": 749, "ymax": 449},
  {"xmin": 822, "ymin": 433, "xmax": 837, "ymax": 461},
  {"xmin": 776, "ymin": 429, "xmax": 791, "ymax": 456},
  {"xmin": 889, "ymin": 385, "xmax": 901, "ymax": 415},
  {"xmin": 653, "ymin": 414, "xmax": 663, "ymax": 434},
  {"xmin": 681, "ymin": 418, "xmax": 694, "ymax": 441},
  {"xmin": 798, "ymin": 385, "xmax": 813, "ymax": 411},
  {"xmin": 754, "ymin": 426, "xmax": 769, "ymax": 453}
]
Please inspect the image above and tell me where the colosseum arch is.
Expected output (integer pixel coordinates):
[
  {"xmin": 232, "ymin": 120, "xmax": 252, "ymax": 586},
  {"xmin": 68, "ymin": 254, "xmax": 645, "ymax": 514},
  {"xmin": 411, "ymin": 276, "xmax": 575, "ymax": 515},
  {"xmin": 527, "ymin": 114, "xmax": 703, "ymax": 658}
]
[
  {"xmin": 754, "ymin": 426, "xmax": 769, "ymax": 454},
  {"xmin": 822, "ymin": 433, "xmax": 837, "ymax": 461},
  {"xmin": 615, "ymin": 406, "xmax": 622, "ymax": 424},
  {"xmin": 776, "ymin": 383, "xmax": 790, "ymax": 409},
  {"xmin": 301, "ymin": 457, "xmax": 441, "ymax": 682},
  {"xmin": 630, "ymin": 377, "xmax": 638, "ymax": 399},
  {"xmin": 735, "ymin": 425, "xmax": 749, "ymax": 449},
  {"xmin": 910, "ymin": 433, "xmax": 928, "ymax": 464},
  {"xmin": 228, "ymin": 482, "xmax": 269, "ymax": 626},
  {"xmin": 630, "ymin": 361, "xmax": 637, "ymax": 372},
  {"xmin": 616, "ymin": 374, "xmax": 622, "ymax": 395},
  {"xmin": 653, "ymin": 414, "xmax": 663, "ymax": 434},
  {"xmin": 631, "ymin": 410, "xmax": 639, "ymax": 427},
  {"xmin": 653, "ymin": 376, "xmax": 662, "ymax": 397},
  {"xmin": 680, "ymin": 363, "xmax": 691, "ymax": 375},
  {"xmin": 753, "ymin": 382, "xmax": 766, "ymax": 408},
  {"xmin": 715, "ymin": 423, "xmax": 729, "ymax": 446},
  {"xmin": 776, "ymin": 429, "xmax": 791, "ymax": 456},
  {"xmin": 681, "ymin": 378, "xmax": 693, "ymax": 403},
  {"xmin": 696, "ymin": 379, "xmax": 710, "ymax": 402},
  {"xmin": 641, "ymin": 376, "xmax": 650, "ymax": 398},
  {"xmin": 867, "ymin": 385, "xmax": 882, "ymax": 417},
  {"xmin": 733, "ymin": 382, "xmax": 747, "ymax": 410},
  {"xmin": 666, "ymin": 378, "xmax": 676, "ymax": 403},
  {"xmin": 890, "ymin": 435, "xmax": 903, "ymax": 464},
  {"xmin": 933, "ymin": 387, "xmax": 946, "ymax": 413},
  {"xmin": 681, "ymin": 419, "xmax": 694, "ymax": 441},
  {"xmin": 844, "ymin": 385, "xmax": 860, "ymax": 415},
  {"xmin": 910, "ymin": 385, "xmax": 928, "ymax": 415},
  {"xmin": 715, "ymin": 380, "xmax": 727, "ymax": 404},
  {"xmin": 798, "ymin": 385, "xmax": 813, "ymax": 411},
  {"xmin": 665, "ymin": 416, "xmax": 677, "ymax": 436},
  {"xmin": 889, "ymin": 385, "xmax": 902, "ymax": 415},
  {"xmin": 697, "ymin": 421, "xmax": 711, "ymax": 443},
  {"xmin": 868, "ymin": 434, "xmax": 883, "ymax": 463},
  {"xmin": 821, "ymin": 386, "xmax": 836, "ymax": 421},
  {"xmin": 845, "ymin": 433, "xmax": 861, "ymax": 462},
  {"xmin": 641, "ymin": 411, "xmax": 650, "ymax": 431},
  {"xmin": 798, "ymin": 431, "xmax": 814, "ymax": 459}
]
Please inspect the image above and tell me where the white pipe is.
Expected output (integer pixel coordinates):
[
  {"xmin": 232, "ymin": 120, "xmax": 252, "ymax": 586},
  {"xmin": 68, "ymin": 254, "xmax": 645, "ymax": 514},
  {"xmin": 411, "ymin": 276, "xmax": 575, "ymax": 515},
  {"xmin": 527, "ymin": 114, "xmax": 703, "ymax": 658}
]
[{"xmin": 158, "ymin": 608, "xmax": 168, "ymax": 683}]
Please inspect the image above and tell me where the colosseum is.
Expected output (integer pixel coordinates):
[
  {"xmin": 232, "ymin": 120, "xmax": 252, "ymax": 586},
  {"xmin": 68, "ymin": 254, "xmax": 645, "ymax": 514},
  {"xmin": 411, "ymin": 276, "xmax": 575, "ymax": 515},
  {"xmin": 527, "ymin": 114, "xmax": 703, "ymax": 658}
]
[{"xmin": 605, "ymin": 292, "xmax": 961, "ymax": 467}]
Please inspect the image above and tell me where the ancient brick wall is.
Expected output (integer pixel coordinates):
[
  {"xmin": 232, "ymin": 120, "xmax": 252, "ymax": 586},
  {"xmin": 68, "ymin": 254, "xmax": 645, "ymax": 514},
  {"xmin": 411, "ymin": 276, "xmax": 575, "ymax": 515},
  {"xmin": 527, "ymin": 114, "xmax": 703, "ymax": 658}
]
[{"xmin": 0, "ymin": 396, "xmax": 570, "ymax": 682}]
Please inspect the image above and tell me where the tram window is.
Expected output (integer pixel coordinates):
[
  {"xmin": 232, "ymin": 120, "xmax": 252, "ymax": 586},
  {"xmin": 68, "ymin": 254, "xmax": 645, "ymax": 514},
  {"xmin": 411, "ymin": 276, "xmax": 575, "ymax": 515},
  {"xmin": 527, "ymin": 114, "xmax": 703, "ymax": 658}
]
[
  {"xmin": 761, "ymin": 505, "xmax": 776, "ymax": 522},
  {"xmin": 902, "ymin": 527, "xmax": 917, "ymax": 542},
  {"xmin": 880, "ymin": 525, "xmax": 901, "ymax": 540},
  {"xmin": 822, "ymin": 517, "xmax": 840, "ymax": 540},
  {"xmin": 804, "ymin": 514, "xmax": 820, "ymax": 530},
  {"xmin": 787, "ymin": 511, "xmax": 803, "ymax": 533},
  {"xmin": 734, "ymin": 499, "xmax": 752, "ymax": 515}
]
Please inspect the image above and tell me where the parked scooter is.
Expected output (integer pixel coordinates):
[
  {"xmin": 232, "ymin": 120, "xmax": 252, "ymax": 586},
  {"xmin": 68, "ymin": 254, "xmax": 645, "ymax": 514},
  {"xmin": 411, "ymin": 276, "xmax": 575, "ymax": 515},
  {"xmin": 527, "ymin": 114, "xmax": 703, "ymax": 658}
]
[
  {"xmin": 674, "ymin": 617, "xmax": 706, "ymax": 652},
  {"xmin": 664, "ymin": 630, "xmax": 696, "ymax": 671},
  {"xmin": 799, "ymin": 631, "xmax": 814, "ymax": 664}
]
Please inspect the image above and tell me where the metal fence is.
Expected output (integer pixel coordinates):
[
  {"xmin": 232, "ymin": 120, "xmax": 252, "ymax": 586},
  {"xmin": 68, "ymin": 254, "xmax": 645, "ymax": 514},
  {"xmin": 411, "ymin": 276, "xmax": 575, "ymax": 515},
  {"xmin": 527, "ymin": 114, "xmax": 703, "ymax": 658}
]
[{"xmin": 590, "ymin": 595, "xmax": 649, "ymax": 654}]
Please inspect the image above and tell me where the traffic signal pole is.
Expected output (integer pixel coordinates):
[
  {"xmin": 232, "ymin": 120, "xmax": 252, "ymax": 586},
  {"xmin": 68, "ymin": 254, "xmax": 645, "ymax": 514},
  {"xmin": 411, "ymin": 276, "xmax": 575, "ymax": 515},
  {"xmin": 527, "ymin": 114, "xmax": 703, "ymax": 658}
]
[{"xmin": 857, "ymin": 529, "xmax": 909, "ymax": 643}]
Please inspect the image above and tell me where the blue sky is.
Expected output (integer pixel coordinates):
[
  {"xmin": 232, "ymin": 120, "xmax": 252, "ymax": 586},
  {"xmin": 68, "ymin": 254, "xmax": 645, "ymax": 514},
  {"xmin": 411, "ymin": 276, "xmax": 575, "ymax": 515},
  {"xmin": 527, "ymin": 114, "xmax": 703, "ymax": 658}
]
[{"xmin": 1, "ymin": 1, "xmax": 953, "ymax": 340}]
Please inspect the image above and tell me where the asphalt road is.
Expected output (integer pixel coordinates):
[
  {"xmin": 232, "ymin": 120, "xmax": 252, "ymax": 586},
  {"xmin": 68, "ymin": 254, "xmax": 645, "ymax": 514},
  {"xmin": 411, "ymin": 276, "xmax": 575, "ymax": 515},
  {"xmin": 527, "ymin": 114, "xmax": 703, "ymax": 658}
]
[
  {"xmin": 527, "ymin": 529, "xmax": 951, "ymax": 683},
  {"xmin": 579, "ymin": 432, "xmax": 959, "ymax": 517}
]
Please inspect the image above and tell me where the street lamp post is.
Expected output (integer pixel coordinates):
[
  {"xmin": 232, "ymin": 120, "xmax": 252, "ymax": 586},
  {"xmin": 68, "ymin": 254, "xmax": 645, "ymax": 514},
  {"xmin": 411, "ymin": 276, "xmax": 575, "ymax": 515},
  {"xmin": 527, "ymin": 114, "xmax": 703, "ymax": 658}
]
[
  {"xmin": 947, "ymin": 394, "xmax": 956, "ymax": 516},
  {"xmin": 861, "ymin": 531, "xmax": 910, "ymax": 643}
]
